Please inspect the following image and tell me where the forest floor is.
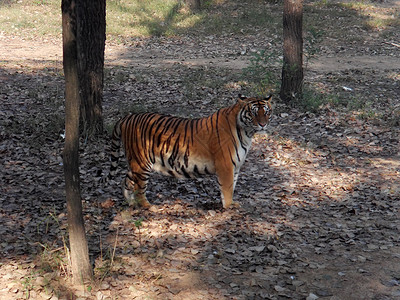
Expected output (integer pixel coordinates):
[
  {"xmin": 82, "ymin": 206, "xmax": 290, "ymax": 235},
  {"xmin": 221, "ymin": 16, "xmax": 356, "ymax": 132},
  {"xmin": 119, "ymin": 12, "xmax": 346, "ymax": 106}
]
[{"xmin": 1, "ymin": 0, "xmax": 400, "ymax": 299}]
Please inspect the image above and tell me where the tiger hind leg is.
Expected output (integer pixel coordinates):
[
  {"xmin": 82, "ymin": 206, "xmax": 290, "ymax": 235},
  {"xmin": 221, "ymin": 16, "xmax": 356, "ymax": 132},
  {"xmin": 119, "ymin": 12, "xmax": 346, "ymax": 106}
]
[{"xmin": 122, "ymin": 171, "xmax": 151, "ymax": 208}]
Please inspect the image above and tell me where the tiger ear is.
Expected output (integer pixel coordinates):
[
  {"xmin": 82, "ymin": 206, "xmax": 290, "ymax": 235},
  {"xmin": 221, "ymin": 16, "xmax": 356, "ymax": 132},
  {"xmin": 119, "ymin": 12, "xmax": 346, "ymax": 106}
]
[
  {"xmin": 237, "ymin": 94, "xmax": 247, "ymax": 105},
  {"xmin": 238, "ymin": 94, "xmax": 247, "ymax": 100},
  {"xmin": 264, "ymin": 95, "xmax": 272, "ymax": 104}
]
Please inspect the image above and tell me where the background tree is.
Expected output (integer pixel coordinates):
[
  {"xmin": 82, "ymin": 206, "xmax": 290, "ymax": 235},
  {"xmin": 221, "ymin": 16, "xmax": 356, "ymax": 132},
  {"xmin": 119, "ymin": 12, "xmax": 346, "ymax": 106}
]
[
  {"xmin": 76, "ymin": 0, "xmax": 106, "ymax": 136},
  {"xmin": 184, "ymin": 0, "xmax": 202, "ymax": 10},
  {"xmin": 62, "ymin": 0, "xmax": 93, "ymax": 283},
  {"xmin": 280, "ymin": 0, "xmax": 304, "ymax": 103}
]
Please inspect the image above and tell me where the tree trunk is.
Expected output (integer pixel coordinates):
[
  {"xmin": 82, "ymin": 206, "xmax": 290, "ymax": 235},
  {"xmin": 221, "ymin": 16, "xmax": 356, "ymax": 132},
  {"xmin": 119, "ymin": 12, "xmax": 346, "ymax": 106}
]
[
  {"xmin": 184, "ymin": 0, "xmax": 201, "ymax": 10},
  {"xmin": 62, "ymin": 0, "xmax": 93, "ymax": 284},
  {"xmin": 76, "ymin": 0, "xmax": 106, "ymax": 136},
  {"xmin": 280, "ymin": 0, "xmax": 304, "ymax": 103}
]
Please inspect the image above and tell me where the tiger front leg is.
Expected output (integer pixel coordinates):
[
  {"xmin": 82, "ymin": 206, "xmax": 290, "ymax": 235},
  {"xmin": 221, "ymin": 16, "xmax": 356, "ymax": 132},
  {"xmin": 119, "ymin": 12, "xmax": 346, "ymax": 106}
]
[
  {"xmin": 122, "ymin": 172, "xmax": 151, "ymax": 208},
  {"xmin": 216, "ymin": 167, "xmax": 240, "ymax": 209}
]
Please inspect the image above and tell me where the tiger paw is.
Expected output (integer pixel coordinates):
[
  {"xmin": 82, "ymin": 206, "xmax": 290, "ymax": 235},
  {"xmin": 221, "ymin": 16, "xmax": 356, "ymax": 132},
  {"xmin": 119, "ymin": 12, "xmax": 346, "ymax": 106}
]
[
  {"xmin": 224, "ymin": 201, "xmax": 241, "ymax": 209},
  {"xmin": 125, "ymin": 197, "xmax": 138, "ymax": 207},
  {"xmin": 231, "ymin": 201, "xmax": 241, "ymax": 208},
  {"xmin": 138, "ymin": 197, "xmax": 152, "ymax": 209}
]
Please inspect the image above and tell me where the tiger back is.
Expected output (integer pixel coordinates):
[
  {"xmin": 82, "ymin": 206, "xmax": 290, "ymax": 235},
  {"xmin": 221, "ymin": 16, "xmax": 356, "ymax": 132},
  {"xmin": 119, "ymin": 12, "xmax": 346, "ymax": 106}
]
[{"xmin": 105, "ymin": 95, "xmax": 272, "ymax": 209}]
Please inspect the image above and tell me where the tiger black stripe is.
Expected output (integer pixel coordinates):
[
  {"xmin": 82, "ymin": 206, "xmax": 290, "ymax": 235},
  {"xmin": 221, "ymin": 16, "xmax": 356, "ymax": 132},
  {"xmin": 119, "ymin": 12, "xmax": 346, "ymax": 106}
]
[
  {"xmin": 190, "ymin": 120, "xmax": 195, "ymax": 145},
  {"xmin": 182, "ymin": 120, "xmax": 190, "ymax": 143},
  {"xmin": 154, "ymin": 116, "xmax": 167, "ymax": 138},
  {"xmin": 204, "ymin": 166, "xmax": 212, "ymax": 175},
  {"xmin": 140, "ymin": 114, "xmax": 154, "ymax": 149},
  {"xmin": 155, "ymin": 118, "xmax": 166, "ymax": 147},
  {"xmin": 147, "ymin": 117, "xmax": 160, "ymax": 164},
  {"xmin": 193, "ymin": 165, "xmax": 202, "ymax": 176},
  {"xmin": 160, "ymin": 146, "xmax": 166, "ymax": 167},
  {"xmin": 184, "ymin": 145, "xmax": 190, "ymax": 168},
  {"xmin": 157, "ymin": 117, "xmax": 175, "ymax": 146},
  {"xmin": 204, "ymin": 117, "xmax": 209, "ymax": 132},
  {"xmin": 169, "ymin": 134, "xmax": 181, "ymax": 168},
  {"xmin": 225, "ymin": 115, "xmax": 240, "ymax": 163},
  {"xmin": 164, "ymin": 134, "xmax": 173, "ymax": 153},
  {"xmin": 236, "ymin": 124, "xmax": 246, "ymax": 151},
  {"xmin": 215, "ymin": 110, "xmax": 222, "ymax": 146},
  {"xmin": 180, "ymin": 166, "xmax": 191, "ymax": 178},
  {"xmin": 228, "ymin": 147, "xmax": 237, "ymax": 168},
  {"xmin": 194, "ymin": 119, "xmax": 200, "ymax": 136}
]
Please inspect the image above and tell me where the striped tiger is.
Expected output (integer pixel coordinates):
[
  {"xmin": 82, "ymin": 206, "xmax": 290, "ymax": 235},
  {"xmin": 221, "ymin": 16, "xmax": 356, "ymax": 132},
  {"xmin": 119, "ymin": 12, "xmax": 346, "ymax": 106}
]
[{"xmin": 104, "ymin": 95, "xmax": 272, "ymax": 209}]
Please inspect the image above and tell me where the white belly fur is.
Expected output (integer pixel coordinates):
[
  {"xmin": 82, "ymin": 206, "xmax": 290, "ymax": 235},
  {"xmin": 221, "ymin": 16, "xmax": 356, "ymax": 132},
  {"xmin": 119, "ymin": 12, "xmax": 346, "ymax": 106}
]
[{"xmin": 152, "ymin": 155, "xmax": 215, "ymax": 178}]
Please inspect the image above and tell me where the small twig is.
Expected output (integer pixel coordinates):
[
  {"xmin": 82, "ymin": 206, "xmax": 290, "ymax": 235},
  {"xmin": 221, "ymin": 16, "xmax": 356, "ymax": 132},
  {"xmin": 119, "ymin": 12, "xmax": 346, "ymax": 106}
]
[
  {"xmin": 111, "ymin": 227, "xmax": 119, "ymax": 266},
  {"xmin": 99, "ymin": 228, "xmax": 119, "ymax": 282},
  {"xmin": 384, "ymin": 41, "xmax": 400, "ymax": 48},
  {"xmin": 96, "ymin": 199, "xmax": 103, "ymax": 264},
  {"xmin": 151, "ymin": 273, "xmax": 163, "ymax": 284},
  {"xmin": 48, "ymin": 246, "xmax": 64, "ymax": 254}
]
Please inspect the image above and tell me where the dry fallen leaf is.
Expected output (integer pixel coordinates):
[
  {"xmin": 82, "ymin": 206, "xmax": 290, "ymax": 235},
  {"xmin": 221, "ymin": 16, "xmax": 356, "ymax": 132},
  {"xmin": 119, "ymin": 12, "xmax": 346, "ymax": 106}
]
[{"xmin": 100, "ymin": 198, "xmax": 115, "ymax": 209}]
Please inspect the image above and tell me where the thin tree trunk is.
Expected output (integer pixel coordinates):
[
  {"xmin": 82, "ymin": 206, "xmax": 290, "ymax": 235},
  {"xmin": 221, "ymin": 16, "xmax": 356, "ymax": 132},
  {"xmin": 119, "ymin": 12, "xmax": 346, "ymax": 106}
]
[
  {"xmin": 280, "ymin": 0, "xmax": 304, "ymax": 103},
  {"xmin": 62, "ymin": 0, "xmax": 92, "ymax": 284},
  {"xmin": 76, "ymin": 0, "xmax": 106, "ymax": 137}
]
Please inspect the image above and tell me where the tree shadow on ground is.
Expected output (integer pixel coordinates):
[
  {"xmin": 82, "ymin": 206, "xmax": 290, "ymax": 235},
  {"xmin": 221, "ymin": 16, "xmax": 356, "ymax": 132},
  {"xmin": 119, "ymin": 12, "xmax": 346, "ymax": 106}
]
[{"xmin": 1, "ymin": 45, "xmax": 400, "ymax": 296}]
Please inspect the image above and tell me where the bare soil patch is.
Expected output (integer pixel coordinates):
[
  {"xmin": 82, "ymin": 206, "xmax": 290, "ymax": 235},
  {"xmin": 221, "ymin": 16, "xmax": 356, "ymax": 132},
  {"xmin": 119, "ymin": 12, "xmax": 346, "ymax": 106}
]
[{"xmin": 2, "ymin": 34, "xmax": 399, "ymax": 72}]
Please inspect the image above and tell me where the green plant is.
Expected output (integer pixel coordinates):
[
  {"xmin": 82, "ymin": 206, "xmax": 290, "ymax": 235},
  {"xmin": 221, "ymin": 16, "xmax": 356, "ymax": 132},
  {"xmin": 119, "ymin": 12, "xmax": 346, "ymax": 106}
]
[
  {"xmin": 358, "ymin": 110, "xmax": 377, "ymax": 120},
  {"xmin": 298, "ymin": 85, "xmax": 371, "ymax": 113},
  {"xmin": 304, "ymin": 26, "xmax": 324, "ymax": 67},
  {"xmin": 36, "ymin": 211, "xmax": 71, "ymax": 278},
  {"xmin": 95, "ymin": 227, "xmax": 119, "ymax": 282},
  {"xmin": 33, "ymin": 0, "xmax": 48, "ymax": 5},
  {"xmin": 318, "ymin": 0, "xmax": 328, "ymax": 6},
  {"xmin": 243, "ymin": 48, "xmax": 281, "ymax": 95},
  {"xmin": 299, "ymin": 88, "xmax": 326, "ymax": 112},
  {"xmin": 346, "ymin": 96, "xmax": 366, "ymax": 111},
  {"xmin": 107, "ymin": 0, "xmax": 199, "ymax": 38},
  {"xmin": 133, "ymin": 217, "xmax": 144, "ymax": 248},
  {"xmin": 134, "ymin": 217, "xmax": 143, "ymax": 229},
  {"xmin": 0, "ymin": 0, "xmax": 60, "ymax": 37},
  {"xmin": 21, "ymin": 271, "xmax": 36, "ymax": 299},
  {"xmin": 95, "ymin": 252, "xmax": 113, "ymax": 281}
]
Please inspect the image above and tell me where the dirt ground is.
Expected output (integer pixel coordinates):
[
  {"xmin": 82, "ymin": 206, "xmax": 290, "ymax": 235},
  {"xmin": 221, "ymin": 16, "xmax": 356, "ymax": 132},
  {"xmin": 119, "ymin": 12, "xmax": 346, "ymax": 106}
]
[{"xmin": 1, "ymin": 1, "xmax": 400, "ymax": 299}]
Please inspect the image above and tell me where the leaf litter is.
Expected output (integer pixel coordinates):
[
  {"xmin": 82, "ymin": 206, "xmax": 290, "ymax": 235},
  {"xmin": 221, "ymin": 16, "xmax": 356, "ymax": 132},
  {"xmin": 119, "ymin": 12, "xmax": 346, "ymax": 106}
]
[{"xmin": 1, "ymin": 3, "xmax": 400, "ymax": 299}]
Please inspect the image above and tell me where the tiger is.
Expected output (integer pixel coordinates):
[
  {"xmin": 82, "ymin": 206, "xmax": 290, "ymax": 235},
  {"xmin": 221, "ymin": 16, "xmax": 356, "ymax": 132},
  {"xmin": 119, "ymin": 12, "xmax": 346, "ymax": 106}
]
[{"xmin": 103, "ymin": 95, "xmax": 272, "ymax": 209}]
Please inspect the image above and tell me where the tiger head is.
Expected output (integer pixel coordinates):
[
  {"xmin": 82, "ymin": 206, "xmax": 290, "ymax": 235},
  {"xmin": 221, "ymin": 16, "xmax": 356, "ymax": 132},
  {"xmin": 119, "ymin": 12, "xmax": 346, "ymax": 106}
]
[{"xmin": 237, "ymin": 95, "xmax": 272, "ymax": 135}]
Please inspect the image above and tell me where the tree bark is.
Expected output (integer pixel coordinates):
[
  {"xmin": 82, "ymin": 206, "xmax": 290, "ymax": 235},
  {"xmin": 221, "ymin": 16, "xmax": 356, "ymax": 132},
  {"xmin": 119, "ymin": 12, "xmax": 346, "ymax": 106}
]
[
  {"xmin": 184, "ymin": 0, "xmax": 201, "ymax": 10},
  {"xmin": 76, "ymin": 0, "xmax": 106, "ymax": 136},
  {"xmin": 280, "ymin": 0, "xmax": 304, "ymax": 103},
  {"xmin": 62, "ymin": 0, "xmax": 93, "ymax": 284}
]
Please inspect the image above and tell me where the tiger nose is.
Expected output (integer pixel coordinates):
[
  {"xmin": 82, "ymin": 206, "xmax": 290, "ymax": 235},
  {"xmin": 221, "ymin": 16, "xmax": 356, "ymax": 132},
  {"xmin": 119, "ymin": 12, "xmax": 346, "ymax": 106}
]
[{"xmin": 258, "ymin": 122, "xmax": 267, "ymax": 127}]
